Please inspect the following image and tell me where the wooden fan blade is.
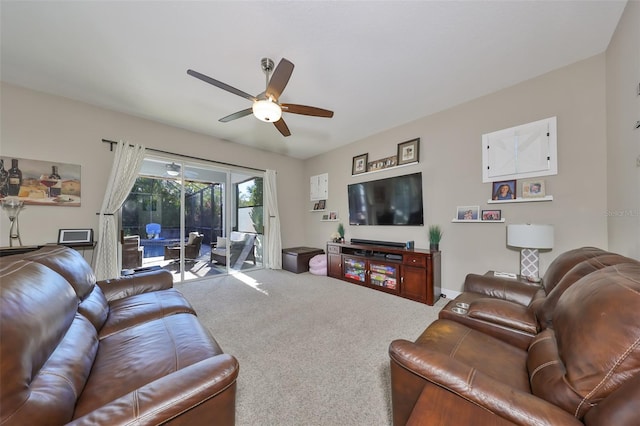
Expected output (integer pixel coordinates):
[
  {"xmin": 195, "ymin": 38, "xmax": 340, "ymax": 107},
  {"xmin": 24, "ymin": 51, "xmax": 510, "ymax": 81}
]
[
  {"xmin": 266, "ymin": 58, "xmax": 294, "ymax": 100},
  {"xmin": 282, "ymin": 103, "xmax": 334, "ymax": 118},
  {"xmin": 187, "ymin": 69, "xmax": 257, "ymax": 102},
  {"xmin": 219, "ymin": 108, "xmax": 253, "ymax": 122},
  {"xmin": 273, "ymin": 118, "xmax": 291, "ymax": 137}
]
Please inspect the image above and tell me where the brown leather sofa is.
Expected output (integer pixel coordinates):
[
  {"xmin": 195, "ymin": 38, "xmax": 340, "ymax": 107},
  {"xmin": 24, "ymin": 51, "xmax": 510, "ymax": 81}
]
[
  {"xmin": 439, "ymin": 247, "xmax": 635, "ymax": 349},
  {"xmin": 0, "ymin": 245, "xmax": 239, "ymax": 425},
  {"xmin": 389, "ymin": 249, "xmax": 640, "ymax": 425}
]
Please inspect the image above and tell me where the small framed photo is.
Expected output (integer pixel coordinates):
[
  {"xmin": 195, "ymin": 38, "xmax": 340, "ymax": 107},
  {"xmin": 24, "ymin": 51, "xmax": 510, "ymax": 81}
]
[
  {"xmin": 492, "ymin": 180, "xmax": 517, "ymax": 200},
  {"xmin": 58, "ymin": 228, "xmax": 93, "ymax": 244},
  {"xmin": 318, "ymin": 199, "xmax": 326, "ymax": 210},
  {"xmin": 397, "ymin": 138, "xmax": 420, "ymax": 165},
  {"xmin": 352, "ymin": 153, "xmax": 368, "ymax": 175},
  {"xmin": 482, "ymin": 209, "xmax": 502, "ymax": 221},
  {"xmin": 329, "ymin": 211, "xmax": 338, "ymax": 220},
  {"xmin": 322, "ymin": 214, "xmax": 329, "ymax": 220},
  {"xmin": 313, "ymin": 202, "xmax": 320, "ymax": 210},
  {"xmin": 456, "ymin": 206, "xmax": 479, "ymax": 221},
  {"xmin": 521, "ymin": 179, "xmax": 546, "ymax": 198}
]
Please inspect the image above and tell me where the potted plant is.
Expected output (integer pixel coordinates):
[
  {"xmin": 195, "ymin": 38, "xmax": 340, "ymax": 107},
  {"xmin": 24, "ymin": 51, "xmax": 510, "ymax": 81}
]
[
  {"xmin": 337, "ymin": 223, "xmax": 345, "ymax": 243},
  {"xmin": 428, "ymin": 225, "xmax": 442, "ymax": 251}
]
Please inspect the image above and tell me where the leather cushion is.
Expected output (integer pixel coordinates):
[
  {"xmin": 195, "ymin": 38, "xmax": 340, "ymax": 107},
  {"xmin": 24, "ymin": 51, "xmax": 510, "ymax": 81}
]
[
  {"xmin": 468, "ymin": 298, "xmax": 537, "ymax": 334},
  {"xmin": 536, "ymin": 253, "xmax": 636, "ymax": 329},
  {"xmin": 78, "ymin": 285, "xmax": 110, "ymax": 332},
  {"xmin": 529, "ymin": 262, "xmax": 640, "ymax": 419},
  {"xmin": 99, "ymin": 288, "xmax": 197, "ymax": 339},
  {"xmin": 415, "ymin": 319, "xmax": 530, "ymax": 390},
  {"xmin": 74, "ymin": 313, "xmax": 224, "ymax": 418},
  {"xmin": 463, "ymin": 273, "xmax": 543, "ymax": 306},
  {"xmin": 540, "ymin": 246, "xmax": 607, "ymax": 294},
  {"xmin": 0, "ymin": 258, "xmax": 93, "ymax": 425},
  {"xmin": 22, "ymin": 245, "xmax": 97, "ymax": 300}
]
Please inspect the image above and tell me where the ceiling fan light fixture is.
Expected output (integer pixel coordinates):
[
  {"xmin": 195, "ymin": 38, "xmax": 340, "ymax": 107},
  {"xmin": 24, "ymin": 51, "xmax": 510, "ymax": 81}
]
[
  {"xmin": 166, "ymin": 162, "xmax": 181, "ymax": 176},
  {"xmin": 252, "ymin": 98, "xmax": 282, "ymax": 122}
]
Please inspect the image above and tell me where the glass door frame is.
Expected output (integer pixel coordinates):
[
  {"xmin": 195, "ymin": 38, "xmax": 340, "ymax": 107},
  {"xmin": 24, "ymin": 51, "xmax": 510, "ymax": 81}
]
[{"xmin": 120, "ymin": 154, "xmax": 265, "ymax": 282}]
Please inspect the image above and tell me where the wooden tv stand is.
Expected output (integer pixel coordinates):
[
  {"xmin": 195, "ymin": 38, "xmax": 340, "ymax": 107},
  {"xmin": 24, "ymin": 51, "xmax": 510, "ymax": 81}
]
[{"xmin": 327, "ymin": 241, "xmax": 441, "ymax": 305}]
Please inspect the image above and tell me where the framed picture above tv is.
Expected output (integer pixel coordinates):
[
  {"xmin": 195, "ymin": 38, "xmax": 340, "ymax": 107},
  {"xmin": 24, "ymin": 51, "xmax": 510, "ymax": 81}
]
[
  {"xmin": 352, "ymin": 153, "xmax": 368, "ymax": 175},
  {"xmin": 397, "ymin": 138, "xmax": 420, "ymax": 165}
]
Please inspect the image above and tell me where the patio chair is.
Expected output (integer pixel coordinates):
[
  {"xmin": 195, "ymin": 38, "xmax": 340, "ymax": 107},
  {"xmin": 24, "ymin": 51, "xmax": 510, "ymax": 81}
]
[
  {"xmin": 121, "ymin": 235, "xmax": 143, "ymax": 269},
  {"xmin": 145, "ymin": 223, "xmax": 161, "ymax": 239},
  {"xmin": 211, "ymin": 232, "xmax": 256, "ymax": 267},
  {"xmin": 164, "ymin": 232, "xmax": 204, "ymax": 261}
]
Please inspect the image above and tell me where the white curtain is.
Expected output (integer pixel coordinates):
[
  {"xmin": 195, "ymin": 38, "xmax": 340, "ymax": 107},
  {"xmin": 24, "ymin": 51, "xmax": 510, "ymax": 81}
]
[
  {"xmin": 264, "ymin": 169, "xmax": 282, "ymax": 269},
  {"xmin": 94, "ymin": 141, "xmax": 145, "ymax": 280}
]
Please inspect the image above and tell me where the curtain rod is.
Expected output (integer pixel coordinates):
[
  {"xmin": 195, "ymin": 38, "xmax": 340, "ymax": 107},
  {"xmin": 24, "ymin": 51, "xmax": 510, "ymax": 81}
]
[{"xmin": 101, "ymin": 139, "xmax": 266, "ymax": 173}]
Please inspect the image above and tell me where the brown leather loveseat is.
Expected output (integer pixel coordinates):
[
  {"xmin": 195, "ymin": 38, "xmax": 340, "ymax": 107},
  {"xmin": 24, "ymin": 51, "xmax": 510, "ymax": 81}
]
[
  {"xmin": 389, "ymin": 248, "xmax": 640, "ymax": 425},
  {"xmin": 1, "ymin": 245, "xmax": 239, "ymax": 425}
]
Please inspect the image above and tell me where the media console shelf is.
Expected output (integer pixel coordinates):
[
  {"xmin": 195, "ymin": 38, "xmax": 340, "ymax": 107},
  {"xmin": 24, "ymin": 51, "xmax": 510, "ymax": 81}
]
[{"xmin": 327, "ymin": 241, "xmax": 441, "ymax": 305}]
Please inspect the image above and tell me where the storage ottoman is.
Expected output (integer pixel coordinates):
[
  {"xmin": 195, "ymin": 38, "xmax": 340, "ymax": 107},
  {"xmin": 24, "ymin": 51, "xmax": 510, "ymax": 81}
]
[{"xmin": 282, "ymin": 247, "xmax": 325, "ymax": 273}]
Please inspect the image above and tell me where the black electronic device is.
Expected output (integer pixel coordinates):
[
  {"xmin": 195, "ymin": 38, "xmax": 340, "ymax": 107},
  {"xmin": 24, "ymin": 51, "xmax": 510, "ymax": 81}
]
[
  {"xmin": 386, "ymin": 254, "xmax": 403, "ymax": 260},
  {"xmin": 351, "ymin": 238, "xmax": 407, "ymax": 249},
  {"xmin": 348, "ymin": 172, "xmax": 424, "ymax": 226}
]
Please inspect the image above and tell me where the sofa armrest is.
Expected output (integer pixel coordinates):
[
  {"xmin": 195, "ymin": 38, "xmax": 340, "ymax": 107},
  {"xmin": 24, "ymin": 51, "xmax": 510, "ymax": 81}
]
[
  {"xmin": 467, "ymin": 298, "xmax": 538, "ymax": 335},
  {"xmin": 68, "ymin": 354, "xmax": 239, "ymax": 426},
  {"xmin": 389, "ymin": 340, "xmax": 580, "ymax": 426},
  {"xmin": 463, "ymin": 273, "xmax": 544, "ymax": 306},
  {"xmin": 97, "ymin": 269, "xmax": 174, "ymax": 302}
]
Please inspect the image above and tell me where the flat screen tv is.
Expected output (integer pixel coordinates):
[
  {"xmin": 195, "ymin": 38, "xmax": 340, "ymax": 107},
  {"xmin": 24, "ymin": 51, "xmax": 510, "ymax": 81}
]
[{"xmin": 348, "ymin": 172, "xmax": 424, "ymax": 226}]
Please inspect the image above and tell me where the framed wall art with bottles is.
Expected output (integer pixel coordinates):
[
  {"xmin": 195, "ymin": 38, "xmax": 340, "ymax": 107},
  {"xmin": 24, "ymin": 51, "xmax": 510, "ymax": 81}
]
[{"xmin": 0, "ymin": 156, "xmax": 81, "ymax": 207}]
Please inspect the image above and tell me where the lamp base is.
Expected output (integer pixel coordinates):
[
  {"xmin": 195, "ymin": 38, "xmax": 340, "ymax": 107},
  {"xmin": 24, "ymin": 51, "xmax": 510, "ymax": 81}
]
[{"xmin": 520, "ymin": 248, "xmax": 540, "ymax": 278}]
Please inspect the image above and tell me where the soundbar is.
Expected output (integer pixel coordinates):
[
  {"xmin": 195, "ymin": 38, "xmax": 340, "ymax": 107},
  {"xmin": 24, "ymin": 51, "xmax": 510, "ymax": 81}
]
[{"xmin": 350, "ymin": 238, "xmax": 407, "ymax": 249}]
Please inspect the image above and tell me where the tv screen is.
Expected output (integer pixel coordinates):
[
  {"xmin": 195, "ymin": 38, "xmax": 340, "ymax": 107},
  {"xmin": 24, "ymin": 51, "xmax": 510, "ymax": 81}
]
[{"xmin": 348, "ymin": 172, "xmax": 424, "ymax": 226}]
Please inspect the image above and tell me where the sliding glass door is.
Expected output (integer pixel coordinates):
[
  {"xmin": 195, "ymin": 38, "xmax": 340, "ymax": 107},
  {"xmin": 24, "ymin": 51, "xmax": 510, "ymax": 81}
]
[
  {"xmin": 229, "ymin": 171, "xmax": 264, "ymax": 273},
  {"xmin": 120, "ymin": 156, "xmax": 263, "ymax": 282}
]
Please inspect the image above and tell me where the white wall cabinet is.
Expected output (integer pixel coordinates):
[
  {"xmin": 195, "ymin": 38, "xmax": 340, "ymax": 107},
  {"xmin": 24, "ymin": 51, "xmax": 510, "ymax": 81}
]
[
  {"xmin": 482, "ymin": 117, "xmax": 558, "ymax": 182},
  {"xmin": 310, "ymin": 173, "xmax": 328, "ymax": 201}
]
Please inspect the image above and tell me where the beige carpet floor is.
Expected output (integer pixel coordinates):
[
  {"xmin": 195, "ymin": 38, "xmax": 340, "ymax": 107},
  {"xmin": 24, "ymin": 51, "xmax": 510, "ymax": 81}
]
[{"xmin": 176, "ymin": 269, "xmax": 446, "ymax": 426}]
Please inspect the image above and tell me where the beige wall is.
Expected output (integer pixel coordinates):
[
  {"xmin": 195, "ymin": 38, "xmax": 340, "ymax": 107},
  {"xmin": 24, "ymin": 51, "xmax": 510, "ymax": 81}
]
[
  {"xmin": 304, "ymin": 54, "xmax": 609, "ymax": 293},
  {"xmin": 606, "ymin": 0, "xmax": 640, "ymax": 259},
  {"xmin": 2, "ymin": 3, "xmax": 636, "ymax": 293},
  {"xmin": 0, "ymin": 83, "xmax": 307, "ymax": 250}
]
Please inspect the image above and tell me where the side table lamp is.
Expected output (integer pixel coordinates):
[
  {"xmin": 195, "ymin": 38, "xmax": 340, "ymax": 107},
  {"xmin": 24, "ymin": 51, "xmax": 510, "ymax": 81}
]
[
  {"xmin": 1, "ymin": 198, "xmax": 25, "ymax": 247},
  {"xmin": 507, "ymin": 223, "xmax": 554, "ymax": 279}
]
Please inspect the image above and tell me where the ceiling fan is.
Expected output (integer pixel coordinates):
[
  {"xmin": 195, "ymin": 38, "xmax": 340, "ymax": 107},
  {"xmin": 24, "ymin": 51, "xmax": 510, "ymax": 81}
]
[{"xmin": 187, "ymin": 57, "xmax": 334, "ymax": 137}]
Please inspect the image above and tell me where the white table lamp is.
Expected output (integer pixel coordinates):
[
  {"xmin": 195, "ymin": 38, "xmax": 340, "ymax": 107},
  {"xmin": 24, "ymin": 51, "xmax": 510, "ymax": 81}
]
[{"xmin": 507, "ymin": 224, "xmax": 554, "ymax": 278}]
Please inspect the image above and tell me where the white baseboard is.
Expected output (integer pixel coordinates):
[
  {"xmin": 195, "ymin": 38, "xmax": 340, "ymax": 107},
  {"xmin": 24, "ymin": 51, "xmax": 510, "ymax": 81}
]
[{"xmin": 440, "ymin": 288, "xmax": 461, "ymax": 300}]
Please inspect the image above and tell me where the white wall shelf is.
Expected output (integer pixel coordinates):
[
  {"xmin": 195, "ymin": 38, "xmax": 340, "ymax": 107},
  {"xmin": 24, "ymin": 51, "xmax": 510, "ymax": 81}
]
[
  {"xmin": 310, "ymin": 209, "xmax": 327, "ymax": 212},
  {"xmin": 351, "ymin": 161, "xmax": 417, "ymax": 177},
  {"xmin": 451, "ymin": 219, "xmax": 506, "ymax": 223},
  {"xmin": 487, "ymin": 195, "xmax": 553, "ymax": 204},
  {"xmin": 320, "ymin": 219, "xmax": 340, "ymax": 222}
]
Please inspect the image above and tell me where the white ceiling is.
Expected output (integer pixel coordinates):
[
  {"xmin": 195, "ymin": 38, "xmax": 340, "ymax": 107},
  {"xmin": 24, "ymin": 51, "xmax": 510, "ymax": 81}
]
[{"xmin": 1, "ymin": 1, "xmax": 627, "ymax": 160}]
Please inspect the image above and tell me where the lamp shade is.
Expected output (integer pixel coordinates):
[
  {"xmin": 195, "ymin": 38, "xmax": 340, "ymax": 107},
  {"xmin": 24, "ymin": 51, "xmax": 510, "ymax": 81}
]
[
  {"xmin": 507, "ymin": 224, "xmax": 554, "ymax": 249},
  {"xmin": 252, "ymin": 99, "xmax": 282, "ymax": 122}
]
